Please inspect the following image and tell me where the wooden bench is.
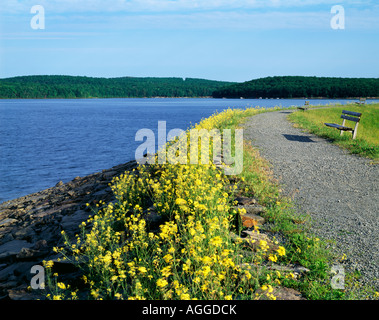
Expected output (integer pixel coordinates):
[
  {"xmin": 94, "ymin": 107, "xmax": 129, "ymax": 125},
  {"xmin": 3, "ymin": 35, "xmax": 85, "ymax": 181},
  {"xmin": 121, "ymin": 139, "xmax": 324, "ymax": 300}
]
[
  {"xmin": 298, "ymin": 101, "xmax": 310, "ymax": 111},
  {"xmin": 324, "ymin": 110, "xmax": 362, "ymax": 140},
  {"xmin": 355, "ymin": 98, "xmax": 366, "ymax": 106}
]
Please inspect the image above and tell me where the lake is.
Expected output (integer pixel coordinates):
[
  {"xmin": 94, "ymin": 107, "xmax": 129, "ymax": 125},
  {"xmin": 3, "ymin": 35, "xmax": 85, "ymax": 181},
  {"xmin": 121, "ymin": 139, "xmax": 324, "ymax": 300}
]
[{"xmin": 0, "ymin": 97, "xmax": 375, "ymax": 203}]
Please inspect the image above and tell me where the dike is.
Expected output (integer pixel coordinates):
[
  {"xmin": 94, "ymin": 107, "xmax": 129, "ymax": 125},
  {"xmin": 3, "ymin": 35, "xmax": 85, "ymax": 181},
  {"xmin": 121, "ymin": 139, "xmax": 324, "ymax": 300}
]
[{"xmin": 0, "ymin": 160, "xmax": 137, "ymax": 300}]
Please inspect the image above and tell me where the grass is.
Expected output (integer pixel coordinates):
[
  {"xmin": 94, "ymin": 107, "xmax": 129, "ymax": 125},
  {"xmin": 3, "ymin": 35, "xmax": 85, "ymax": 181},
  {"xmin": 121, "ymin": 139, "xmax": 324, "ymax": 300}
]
[
  {"xmin": 39, "ymin": 106, "xmax": 378, "ymax": 300},
  {"xmin": 288, "ymin": 103, "xmax": 379, "ymax": 161}
]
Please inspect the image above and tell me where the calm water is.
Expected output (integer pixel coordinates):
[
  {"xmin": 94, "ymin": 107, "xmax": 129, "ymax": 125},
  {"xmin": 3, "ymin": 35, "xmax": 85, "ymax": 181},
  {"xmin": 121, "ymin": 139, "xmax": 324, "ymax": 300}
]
[{"xmin": 0, "ymin": 98, "xmax": 375, "ymax": 203}]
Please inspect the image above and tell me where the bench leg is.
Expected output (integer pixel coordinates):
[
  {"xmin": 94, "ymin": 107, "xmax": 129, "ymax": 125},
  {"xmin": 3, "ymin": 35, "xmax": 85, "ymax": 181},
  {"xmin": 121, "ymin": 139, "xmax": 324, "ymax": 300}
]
[
  {"xmin": 340, "ymin": 119, "xmax": 346, "ymax": 136},
  {"xmin": 352, "ymin": 122, "xmax": 359, "ymax": 140}
]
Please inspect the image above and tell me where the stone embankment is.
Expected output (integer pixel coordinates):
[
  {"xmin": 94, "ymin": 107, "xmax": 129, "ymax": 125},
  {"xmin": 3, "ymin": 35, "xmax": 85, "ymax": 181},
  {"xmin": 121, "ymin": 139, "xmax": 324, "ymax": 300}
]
[{"xmin": 0, "ymin": 160, "xmax": 137, "ymax": 300}]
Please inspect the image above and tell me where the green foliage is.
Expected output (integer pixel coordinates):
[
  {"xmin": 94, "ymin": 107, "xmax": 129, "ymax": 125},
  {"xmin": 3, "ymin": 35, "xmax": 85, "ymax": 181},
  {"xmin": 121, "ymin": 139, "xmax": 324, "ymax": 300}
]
[
  {"xmin": 213, "ymin": 76, "xmax": 379, "ymax": 99},
  {"xmin": 0, "ymin": 75, "xmax": 235, "ymax": 99},
  {"xmin": 288, "ymin": 103, "xmax": 379, "ymax": 160}
]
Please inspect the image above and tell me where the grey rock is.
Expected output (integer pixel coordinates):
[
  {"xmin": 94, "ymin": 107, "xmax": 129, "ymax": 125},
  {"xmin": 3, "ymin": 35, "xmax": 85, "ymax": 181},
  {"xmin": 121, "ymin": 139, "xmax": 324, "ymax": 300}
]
[
  {"xmin": 234, "ymin": 204, "xmax": 266, "ymax": 215},
  {"xmin": 67, "ymin": 190, "xmax": 75, "ymax": 197},
  {"xmin": 0, "ymin": 232, "xmax": 14, "ymax": 244},
  {"xmin": 92, "ymin": 189, "xmax": 109, "ymax": 197},
  {"xmin": 0, "ymin": 280, "xmax": 19, "ymax": 290},
  {"xmin": 60, "ymin": 210, "xmax": 90, "ymax": 231},
  {"xmin": 235, "ymin": 196, "xmax": 257, "ymax": 205},
  {"xmin": 0, "ymin": 218, "xmax": 18, "ymax": 227},
  {"xmin": 231, "ymin": 230, "xmax": 278, "ymax": 252},
  {"xmin": 16, "ymin": 247, "xmax": 49, "ymax": 260},
  {"xmin": 0, "ymin": 261, "xmax": 36, "ymax": 282},
  {"xmin": 7, "ymin": 287, "xmax": 45, "ymax": 300},
  {"xmin": 13, "ymin": 226, "xmax": 35, "ymax": 241},
  {"xmin": 267, "ymin": 263, "xmax": 310, "ymax": 274},
  {"xmin": 272, "ymin": 287, "xmax": 306, "ymax": 300},
  {"xmin": 0, "ymin": 240, "xmax": 33, "ymax": 257},
  {"xmin": 241, "ymin": 213, "xmax": 265, "ymax": 227},
  {"xmin": 143, "ymin": 209, "xmax": 163, "ymax": 231}
]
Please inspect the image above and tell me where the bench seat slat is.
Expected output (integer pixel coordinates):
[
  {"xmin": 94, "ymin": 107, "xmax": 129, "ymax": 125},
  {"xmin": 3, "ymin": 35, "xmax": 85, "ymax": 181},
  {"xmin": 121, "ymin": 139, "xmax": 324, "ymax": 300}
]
[
  {"xmin": 340, "ymin": 114, "xmax": 361, "ymax": 122},
  {"xmin": 324, "ymin": 123, "xmax": 353, "ymax": 131},
  {"xmin": 342, "ymin": 110, "xmax": 362, "ymax": 117}
]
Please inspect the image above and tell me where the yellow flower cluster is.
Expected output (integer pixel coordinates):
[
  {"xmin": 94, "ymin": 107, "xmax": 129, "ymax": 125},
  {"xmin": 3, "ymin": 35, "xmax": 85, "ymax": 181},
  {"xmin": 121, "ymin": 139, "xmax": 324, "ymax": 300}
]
[{"xmin": 45, "ymin": 106, "xmax": 288, "ymax": 301}]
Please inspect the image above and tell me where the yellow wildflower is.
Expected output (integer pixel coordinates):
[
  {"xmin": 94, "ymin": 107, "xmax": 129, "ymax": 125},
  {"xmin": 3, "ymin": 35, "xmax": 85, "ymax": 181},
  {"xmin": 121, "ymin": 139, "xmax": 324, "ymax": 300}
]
[
  {"xmin": 277, "ymin": 246, "xmax": 286, "ymax": 256},
  {"xmin": 266, "ymin": 293, "xmax": 277, "ymax": 300},
  {"xmin": 168, "ymin": 247, "xmax": 175, "ymax": 254},
  {"xmin": 43, "ymin": 260, "xmax": 54, "ymax": 269},
  {"xmin": 268, "ymin": 254, "xmax": 278, "ymax": 262},
  {"xmin": 138, "ymin": 267, "xmax": 147, "ymax": 274},
  {"xmin": 57, "ymin": 282, "xmax": 66, "ymax": 290},
  {"xmin": 210, "ymin": 236, "xmax": 223, "ymax": 247},
  {"xmin": 259, "ymin": 240, "xmax": 269, "ymax": 251},
  {"xmin": 175, "ymin": 198, "xmax": 187, "ymax": 206},
  {"xmin": 163, "ymin": 254, "xmax": 173, "ymax": 263},
  {"xmin": 161, "ymin": 266, "xmax": 172, "ymax": 277},
  {"xmin": 180, "ymin": 293, "xmax": 191, "ymax": 300},
  {"xmin": 156, "ymin": 278, "xmax": 168, "ymax": 288}
]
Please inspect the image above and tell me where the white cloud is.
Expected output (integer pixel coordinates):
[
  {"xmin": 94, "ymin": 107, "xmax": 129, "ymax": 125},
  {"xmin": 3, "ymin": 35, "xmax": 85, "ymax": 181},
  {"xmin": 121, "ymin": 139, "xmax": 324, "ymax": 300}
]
[
  {"xmin": 1, "ymin": 0, "xmax": 378, "ymax": 32},
  {"xmin": 102, "ymin": 10, "xmax": 331, "ymax": 30},
  {"xmin": 0, "ymin": 0, "xmax": 372, "ymax": 14}
]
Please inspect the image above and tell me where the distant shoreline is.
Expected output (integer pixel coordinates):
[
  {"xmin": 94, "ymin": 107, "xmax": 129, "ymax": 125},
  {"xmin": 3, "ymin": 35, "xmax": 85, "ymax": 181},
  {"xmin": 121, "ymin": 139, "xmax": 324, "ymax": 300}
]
[
  {"xmin": 1, "ymin": 96, "xmax": 378, "ymax": 100},
  {"xmin": 0, "ymin": 96, "xmax": 213, "ymax": 100}
]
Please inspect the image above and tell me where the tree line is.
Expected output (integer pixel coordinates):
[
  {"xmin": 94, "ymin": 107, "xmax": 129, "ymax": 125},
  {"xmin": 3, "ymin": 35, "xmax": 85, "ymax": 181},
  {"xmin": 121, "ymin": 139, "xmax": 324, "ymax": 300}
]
[
  {"xmin": 2, "ymin": 75, "xmax": 378, "ymax": 99},
  {"xmin": 0, "ymin": 75, "xmax": 234, "ymax": 99},
  {"xmin": 212, "ymin": 76, "xmax": 379, "ymax": 99}
]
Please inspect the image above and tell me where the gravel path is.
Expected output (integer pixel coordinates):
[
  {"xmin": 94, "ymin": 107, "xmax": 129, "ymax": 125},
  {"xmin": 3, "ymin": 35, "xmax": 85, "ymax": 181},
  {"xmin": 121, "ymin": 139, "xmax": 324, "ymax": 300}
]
[{"xmin": 243, "ymin": 109, "xmax": 379, "ymax": 291}]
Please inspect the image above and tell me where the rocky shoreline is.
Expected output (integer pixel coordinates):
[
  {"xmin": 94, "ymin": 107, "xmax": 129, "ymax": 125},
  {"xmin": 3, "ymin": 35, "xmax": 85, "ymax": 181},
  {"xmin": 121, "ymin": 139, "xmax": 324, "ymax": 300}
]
[{"xmin": 0, "ymin": 160, "xmax": 138, "ymax": 300}]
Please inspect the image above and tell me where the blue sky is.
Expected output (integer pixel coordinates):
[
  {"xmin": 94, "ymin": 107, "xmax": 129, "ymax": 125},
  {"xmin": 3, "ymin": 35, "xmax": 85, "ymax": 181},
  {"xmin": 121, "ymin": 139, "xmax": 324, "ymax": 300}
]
[{"xmin": 0, "ymin": 0, "xmax": 378, "ymax": 82}]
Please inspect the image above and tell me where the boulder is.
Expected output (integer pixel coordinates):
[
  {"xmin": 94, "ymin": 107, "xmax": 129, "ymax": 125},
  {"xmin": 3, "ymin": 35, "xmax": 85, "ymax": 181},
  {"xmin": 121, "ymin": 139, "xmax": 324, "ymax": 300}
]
[
  {"xmin": 143, "ymin": 209, "xmax": 164, "ymax": 232},
  {"xmin": 230, "ymin": 230, "xmax": 279, "ymax": 252},
  {"xmin": 0, "ymin": 218, "xmax": 18, "ymax": 228},
  {"xmin": 0, "ymin": 240, "xmax": 34, "ymax": 260},
  {"xmin": 234, "ymin": 204, "xmax": 266, "ymax": 215},
  {"xmin": 241, "ymin": 213, "xmax": 265, "ymax": 228},
  {"xmin": 55, "ymin": 181, "xmax": 64, "ymax": 187},
  {"xmin": 235, "ymin": 196, "xmax": 257, "ymax": 206},
  {"xmin": 257, "ymin": 286, "xmax": 306, "ymax": 300},
  {"xmin": 60, "ymin": 210, "xmax": 90, "ymax": 232}
]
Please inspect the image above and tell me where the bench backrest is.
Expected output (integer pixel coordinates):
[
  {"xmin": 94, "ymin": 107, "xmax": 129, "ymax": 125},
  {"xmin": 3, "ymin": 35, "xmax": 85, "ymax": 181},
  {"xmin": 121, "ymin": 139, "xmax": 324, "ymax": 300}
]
[{"xmin": 341, "ymin": 110, "xmax": 362, "ymax": 123}]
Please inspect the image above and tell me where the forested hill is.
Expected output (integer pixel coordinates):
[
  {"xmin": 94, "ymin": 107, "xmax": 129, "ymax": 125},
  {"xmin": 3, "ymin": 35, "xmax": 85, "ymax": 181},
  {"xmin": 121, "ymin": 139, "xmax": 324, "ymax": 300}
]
[
  {"xmin": 2, "ymin": 75, "xmax": 378, "ymax": 99},
  {"xmin": 0, "ymin": 75, "xmax": 235, "ymax": 99},
  {"xmin": 212, "ymin": 76, "xmax": 379, "ymax": 99}
]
